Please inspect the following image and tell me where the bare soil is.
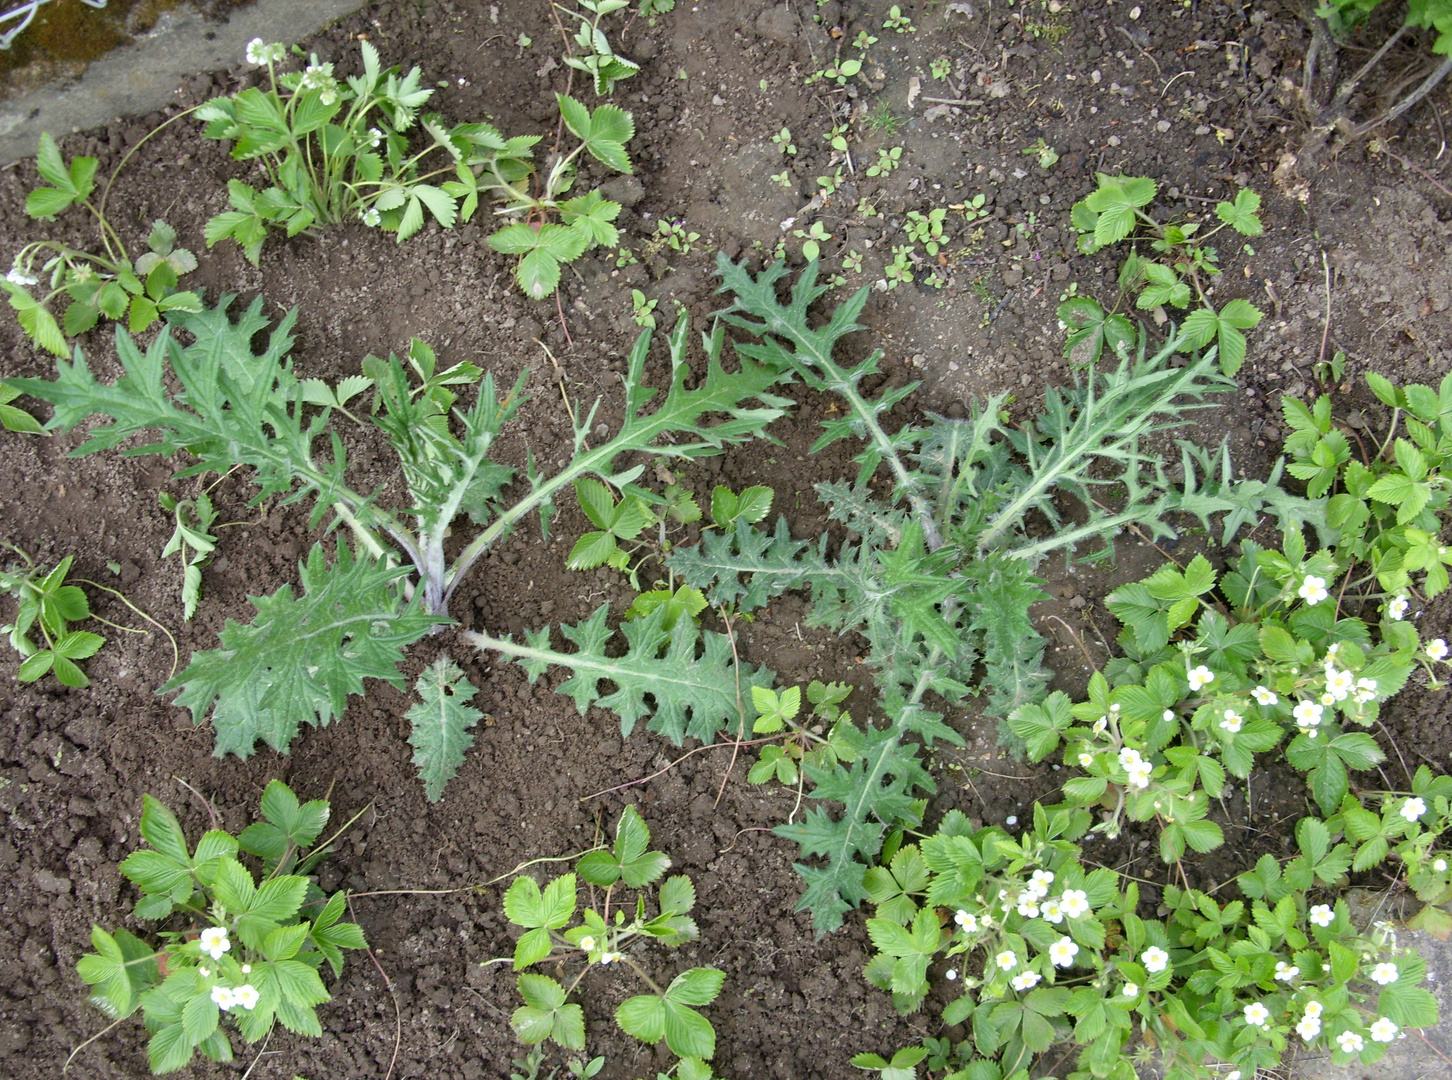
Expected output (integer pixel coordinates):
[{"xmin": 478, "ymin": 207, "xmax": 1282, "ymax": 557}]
[{"xmin": 1, "ymin": 2, "xmax": 1450, "ymax": 1078}]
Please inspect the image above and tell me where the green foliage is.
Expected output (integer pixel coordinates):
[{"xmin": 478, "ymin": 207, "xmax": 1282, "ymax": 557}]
[
  {"xmin": 1065, "ymin": 174, "xmax": 1264, "ymax": 375},
  {"xmin": 0, "ymin": 549, "xmax": 104, "ymax": 687},
  {"xmin": 654, "ymin": 257, "xmax": 1267, "ymax": 931},
  {"xmin": 0, "ymin": 379, "xmax": 47, "ymax": 434},
  {"xmin": 13, "ymin": 291, "xmax": 787, "ymax": 798},
  {"xmin": 159, "ymin": 491, "xmax": 219, "ymax": 620},
  {"xmin": 406, "ymin": 656, "xmax": 484, "ymax": 801},
  {"xmin": 502, "ymin": 807, "xmax": 724, "ymax": 1067},
  {"xmin": 6, "ymin": 134, "xmax": 200, "ymax": 355},
  {"xmin": 200, "ymin": 42, "xmax": 632, "ymax": 298},
  {"xmin": 1318, "ymin": 0, "xmax": 1452, "ymax": 55},
  {"xmin": 559, "ymin": 0, "xmax": 642, "ymax": 95},
  {"xmin": 1283, "ymin": 370, "xmax": 1452, "ymax": 597},
  {"xmin": 77, "ymin": 783, "xmax": 364, "ymax": 1073}
]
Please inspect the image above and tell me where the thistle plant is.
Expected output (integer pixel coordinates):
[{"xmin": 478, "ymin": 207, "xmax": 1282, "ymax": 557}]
[
  {"xmin": 500, "ymin": 806, "xmax": 726, "ymax": 1072},
  {"xmin": 74, "ymin": 782, "xmax": 366, "ymax": 1074},
  {"xmin": 1063, "ymin": 174, "xmax": 1265, "ymax": 374},
  {"xmin": 10, "ymin": 297, "xmax": 789, "ymax": 798},
  {"xmin": 4, "ymin": 133, "xmax": 201, "ymax": 356}
]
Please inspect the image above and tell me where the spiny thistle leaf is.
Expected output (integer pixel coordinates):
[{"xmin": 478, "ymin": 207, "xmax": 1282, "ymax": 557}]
[
  {"xmin": 776, "ymin": 727, "xmax": 934, "ymax": 935},
  {"xmin": 10, "ymin": 296, "xmax": 376, "ymax": 531},
  {"xmin": 466, "ymin": 604, "xmax": 777, "ymax": 745},
  {"xmin": 967, "ymin": 553, "xmax": 1053, "ymax": 744},
  {"xmin": 163, "ymin": 543, "xmax": 435, "ymax": 758},
  {"xmin": 407, "ymin": 656, "xmax": 484, "ymax": 801},
  {"xmin": 665, "ymin": 516, "xmax": 825, "ymax": 612}
]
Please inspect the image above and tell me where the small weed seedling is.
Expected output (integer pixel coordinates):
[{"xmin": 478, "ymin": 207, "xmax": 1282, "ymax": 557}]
[
  {"xmin": 638, "ymin": 0, "xmax": 675, "ymax": 25},
  {"xmin": 1065, "ymin": 173, "xmax": 1265, "ymax": 373},
  {"xmin": 74, "ymin": 782, "xmax": 366, "ymax": 1074},
  {"xmin": 793, "ymin": 220, "xmax": 833, "ymax": 262},
  {"xmin": 654, "ymin": 219, "xmax": 702, "ymax": 254},
  {"xmin": 1, "ymin": 549, "xmax": 104, "ymax": 687},
  {"xmin": 884, "ymin": 244, "xmax": 916, "ymax": 288},
  {"xmin": 159, "ymin": 491, "xmax": 220, "ymax": 621},
  {"xmin": 557, "ymin": 0, "xmax": 641, "ymax": 95},
  {"xmin": 865, "ymin": 146, "xmax": 903, "ymax": 177},
  {"xmin": 864, "ymin": 104, "xmax": 902, "ymax": 136},
  {"xmin": 501, "ymin": 806, "xmax": 726, "ymax": 1074},
  {"xmin": 883, "ymin": 5, "xmax": 916, "ymax": 33},
  {"xmin": 771, "ymin": 126, "xmax": 797, "ymax": 155},
  {"xmin": 1022, "ymin": 137, "xmax": 1060, "ymax": 169},
  {"xmin": 904, "ymin": 208, "xmax": 948, "ymax": 256},
  {"xmin": 929, "ymin": 57, "xmax": 952, "ymax": 81},
  {"xmin": 807, "ymin": 57, "xmax": 863, "ymax": 87},
  {"xmin": 631, "ymin": 288, "xmax": 659, "ymax": 329},
  {"xmin": 5, "ymin": 133, "xmax": 201, "ymax": 356}
]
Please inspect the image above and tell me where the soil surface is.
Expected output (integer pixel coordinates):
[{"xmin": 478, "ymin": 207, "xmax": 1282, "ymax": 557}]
[{"xmin": 1, "ymin": 2, "xmax": 1451, "ymax": 1079}]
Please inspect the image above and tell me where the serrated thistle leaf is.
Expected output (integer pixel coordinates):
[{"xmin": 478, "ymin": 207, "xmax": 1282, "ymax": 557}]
[
  {"xmin": 406, "ymin": 656, "xmax": 484, "ymax": 801},
  {"xmin": 467, "ymin": 604, "xmax": 776, "ymax": 745},
  {"xmin": 162, "ymin": 543, "xmax": 436, "ymax": 758},
  {"xmin": 665, "ymin": 516, "xmax": 826, "ymax": 611},
  {"xmin": 776, "ymin": 728, "xmax": 934, "ymax": 935}
]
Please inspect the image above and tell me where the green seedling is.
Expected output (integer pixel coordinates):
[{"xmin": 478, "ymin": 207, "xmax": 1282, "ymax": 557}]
[
  {"xmin": 638, "ymin": 0, "xmax": 675, "ymax": 24},
  {"xmin": 929, "ymin": 57, "xmax": 952, "ymax": 81},
  {"xmin": 771, "ymin": 127, "xmax": 797, "ymax": 155},
  {"xmin": 866, "ymin": 146, "xmax": 903, "ymax": 177},
  {"xmin": 842, "ymin": 249, "xmax": 865, "ymax": 273},
  {"xmin": 1022, "ymin": 137, "xmax": 1059, "ymax": 169},
  {"xmin": 883, "ymin": 4, "xmax": 916, "ymax": 32},
  {"xmin": 654, "ymin": 219, "xmax": 701, "ymax": 254},
  {"xmin": 631, "ymin": 288, "xmax": 659, "ymax": 329},
  {"xmin": 864, "ymin": 104, "xmax": 902, "ymax": 136},
  {"xmin": 904, "ymin": 208, "xmax": 948, "ymax": 256},
  {"xmin": 769, "ymin": 169, "xmax": 793, "ymax": 189},
  {"xmin": 75, "ymin": 782, "xmax": 366, "ymax": 1074},
  {"xmin": 853, "ymin": 29, "xmax": 879, "ymax": 50},
  {"xmin": 808, "ymin": 58, "xmax": 863, "ymax": 86},
  {"xmin": 558, "ymin": 0, "xmax": 641, "ymax": 95},
  {"xmin": 159, "ymin": 492, "xmax": 219, "ymax": 621},
  {"xmin": 793, "ymin": 220, "xmax": 833, "ymax": 262},
  {"xmin": 884, "ymin": 245, "xmax": 916, "ymax": 288},
  {"xmin": 501, "ymin": 807, "xmax": 726, "ymax": 1071},
  {"xmin": 0, "ymin": 550, "xmax": 104, "ymax": 688}
]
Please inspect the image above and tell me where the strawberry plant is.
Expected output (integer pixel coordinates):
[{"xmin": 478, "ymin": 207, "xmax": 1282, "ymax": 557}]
[
  {"xmin": 500, "ymin": 806, "xmax": 726, "ymax": 1074},
  {"xmin": 75, "ymin": 781, "xmax": 366, "ymax": 1074}
]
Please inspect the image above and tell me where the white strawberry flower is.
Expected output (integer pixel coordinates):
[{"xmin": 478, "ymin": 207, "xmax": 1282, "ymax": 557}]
[
  {"xmin": 1092, "ymin": 717, "xmax": 1108, "ymax": 734},
  {"xmin": 1435, "ymin": 857, "xmax": 1449, "ymax": 873},
  {"xmin": 367, "ymin": 127, "xmax": 384, "ymax": 148},
  {"xmin": 1141, "ymin": 946, "xmax": 1169, "ymax": 973},
  {"xmin": 1428, "ymin": 638, "xmax": 1448, "ymax": 661},
  {"xmin": 361, "ymin": 207, "xmax": 382, "ymax": 227},
  {"xmin": 1078, "ymin": 752, "xmax": 1095, "ymax": 768},
  {"xmin": 1369, "ymin": 1017, "xmax": 1399, "ymax": 1042},
  {"xmin": 1049, "ymin": 936, "xmax": 1079, "ymax": 967},
  {"xmin": 579, "ymin": 935, "xmax": 597, "ymax": 951},
  {"xmin": 232, "ymin": 984, "xmax": 260, "ymax": 1010},
  {"xmin": 1243, "ymin": 1001, "xmax": 1270, "ymax": 1027},
  {"xmin": 1353, "ymin": 678, "xmax": 1378, "ymax": 704},
  {"xmin": 210, "ymin": 984, "xmax": 235, "ymax": 1011},
  {"xmin": 1041, "ymin": 898, "xmax": 1065, "ymax": 924},
  {"xmin": 1251, "ymin": 685, "xmax": 1277, "ymax": 706},
  {"xmin": 1370, "ymin": 962, "xmax": 1399, "ymax": 985},
  {"xmin": 1274, "ymin": 961, "xmax": 1299, "ymax": 982},
  {"xmin": 1122, "ymin": 982, "xmax": 1138, "ymax": 997},
  {"xmin": 1010, "ymin": 970, "xmax": 1041, "ymax": 991},
  {"xmin": 996, "ymin": 950, "xmax": 1018, "ymax": 971},
  {"xmin": 245, "ymin": 37, "xmax": 268, "ymax": 64},
  {"xmin": 6, "ymin": 267, "xmax": 38, "ymax": 287},
  {"xmin": 1017, "ymin": 897, "xmax": 1040, "ymax": 918},
  {"xmin": 1303, "ymin": 1000, "xmax": 1324, "ymax": 1019},
  {"xmin": 1293, "ymin": 700, "xmax": 1323, "ymax": 726},
  {"xmin": 599, "ymin": 950, "xmax": 624, "ymax": 965},
  {"xmin": 1030, "ymin": 869, "xmax": 1055, "ymax": 890},
  {"xmin": 1298, "ymin": 575, "xmax": 1328, "ymax": 605},
  {"xmin": 1324, "ymin": 666, "xmax": 1354, "ymax": 700},
  {"xmin": 1335, "ymin": 1030, "xmax": 1364, "ymax": 1054},
  {"xmin": 1309, "ymin": 904, "xmax": 1335, "ymax": 928},
  {"xmin": 198, "ymin": 927, "xmax": 231, "ymax": 961},
  {"xmin": 954, "ymin": 910, "xmax": 978, "ymax": 932},
  {"xmin": 1126, "ymin": 762, "xmax": 1152, "ymax": 789},
  {"xmin": 1059, "ymin": 889, "xmax": 1090, "ymax": 919},
  {"xmin": 1117, "ymin": 748, "xmax": 1143, "ymax": 769},
  {"xmin": 1296, "ymin": 1014, "xmax": 1322, "ymax": 1041},
  {"xmin": 1400, "ymin": 797, "xmax": 1427, "ymax": 823},
  {"xmin": 1220, "ymin": 710, "xmax": 1243, "ymax": 734},
  {"xmin": 1187, "ymin": 665, "xmax": 1214, "ymax": 690},
  {"xmin": 1388, "ymin": 595, "xmax": 1409, "ymax": 620}
]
